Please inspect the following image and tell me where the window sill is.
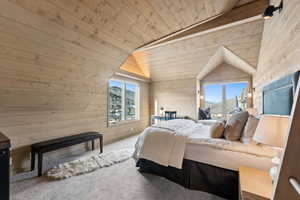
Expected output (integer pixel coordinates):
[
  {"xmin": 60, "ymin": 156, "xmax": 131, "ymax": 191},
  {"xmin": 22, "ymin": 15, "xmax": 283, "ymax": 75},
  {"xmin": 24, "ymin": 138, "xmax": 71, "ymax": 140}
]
[{"xmin": 108, "ymin": 119, "xmax": 140, "ymax": 127}]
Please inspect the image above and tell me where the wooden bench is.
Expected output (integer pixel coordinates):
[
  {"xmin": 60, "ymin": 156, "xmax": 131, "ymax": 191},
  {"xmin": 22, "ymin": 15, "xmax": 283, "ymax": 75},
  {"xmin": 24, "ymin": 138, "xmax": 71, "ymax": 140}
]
[{"xmin": 31, "ymin": 132, "xmax": 103, "ymax": 176}]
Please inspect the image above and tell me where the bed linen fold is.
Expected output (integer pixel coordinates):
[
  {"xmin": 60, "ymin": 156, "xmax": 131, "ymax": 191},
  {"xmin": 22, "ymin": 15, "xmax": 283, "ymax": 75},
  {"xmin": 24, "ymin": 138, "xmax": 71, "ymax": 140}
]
[{"xmin": 133, "ymin": 119, "xmax": 210, "ymax": 169}]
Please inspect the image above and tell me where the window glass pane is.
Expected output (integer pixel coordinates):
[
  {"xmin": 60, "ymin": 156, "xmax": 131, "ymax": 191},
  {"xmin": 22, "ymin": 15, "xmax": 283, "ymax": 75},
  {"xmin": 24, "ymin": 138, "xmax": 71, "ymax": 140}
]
[
  {"xmin": 109, "ymin": 80, "xmax": 123, "ymax": 124},
  {"xmin": 125, "ymin": 83, "xmax": 137, "ymax": 120},
  {"xmin": 204, "ymin": 84, "xmax": 222, "ymax": 118},
  {"xmin": 204, "ymin": 82, "xmax": 248, "ymax": 119},
  {"xmin": 226, "ymin": 82, "xmax": 248, "ymax": 113}
]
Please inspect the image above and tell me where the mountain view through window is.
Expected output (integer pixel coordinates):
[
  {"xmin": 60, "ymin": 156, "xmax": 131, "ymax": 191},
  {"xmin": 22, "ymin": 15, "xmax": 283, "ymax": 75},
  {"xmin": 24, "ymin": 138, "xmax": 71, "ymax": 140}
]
[
  {"xmin": 204, "ymin": 82, "xmax": 248, "ymax": 118},
  {"xmin": 108, "ymin": 80, "xmax": 139, "ymax": 125}
]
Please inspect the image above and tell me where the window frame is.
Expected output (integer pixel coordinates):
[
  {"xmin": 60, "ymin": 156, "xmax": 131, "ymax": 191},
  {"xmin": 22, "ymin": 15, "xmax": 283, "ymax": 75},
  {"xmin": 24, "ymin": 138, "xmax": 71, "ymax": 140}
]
[
  {"xmin": 203, "ymin": 81, "xmax": 249, "ymax": 117},
  {"xmin": 108, "ymin": 78, "xmax": 140, "ymax": 126}
]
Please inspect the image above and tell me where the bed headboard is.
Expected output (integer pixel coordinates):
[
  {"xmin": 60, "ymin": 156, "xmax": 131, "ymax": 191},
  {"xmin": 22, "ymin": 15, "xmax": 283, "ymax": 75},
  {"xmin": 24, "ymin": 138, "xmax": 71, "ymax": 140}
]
[{"xmin": 263, "ymin": 71, "xmax": 299, "ymax": 115}]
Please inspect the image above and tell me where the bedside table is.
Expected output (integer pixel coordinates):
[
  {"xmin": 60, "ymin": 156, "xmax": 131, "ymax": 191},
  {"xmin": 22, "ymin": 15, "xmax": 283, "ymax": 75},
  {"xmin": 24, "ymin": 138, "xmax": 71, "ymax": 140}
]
[{"xmin": 239, "ymin": 166, "xmax": 273, "ymax": 200}]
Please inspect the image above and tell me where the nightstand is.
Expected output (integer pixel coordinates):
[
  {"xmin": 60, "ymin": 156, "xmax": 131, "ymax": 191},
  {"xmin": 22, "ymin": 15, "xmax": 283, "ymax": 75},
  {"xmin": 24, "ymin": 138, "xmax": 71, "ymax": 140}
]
[{"xmin": 239, "ymin": 166, "xmax": 273, "ymax": 200}]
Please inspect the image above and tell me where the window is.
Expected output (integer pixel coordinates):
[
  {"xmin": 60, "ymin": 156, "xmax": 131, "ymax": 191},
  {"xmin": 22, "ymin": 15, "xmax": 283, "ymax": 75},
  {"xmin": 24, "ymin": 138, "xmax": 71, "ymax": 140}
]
[
  {"xmin": 204, "ymin": 82, "xmax": 248, "ymax": 118},
  {"xmin": 108, "ymin": 79, "xmax": 139, "ymax": 125}
]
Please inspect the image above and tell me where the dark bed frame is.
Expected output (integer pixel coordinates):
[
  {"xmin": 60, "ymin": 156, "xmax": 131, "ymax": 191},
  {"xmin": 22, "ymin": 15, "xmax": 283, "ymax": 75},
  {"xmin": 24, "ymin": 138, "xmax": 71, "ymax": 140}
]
[{"xmin": 137, "ymin": 159, "xmax": 239, "ymax": 200}]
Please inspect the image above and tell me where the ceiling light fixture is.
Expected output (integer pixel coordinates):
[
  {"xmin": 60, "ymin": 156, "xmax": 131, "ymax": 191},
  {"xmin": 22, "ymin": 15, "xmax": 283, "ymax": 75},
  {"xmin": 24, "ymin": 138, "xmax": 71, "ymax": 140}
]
[{"xmin": 263, "ymin": 0, "xmax": 283, "ymax": 19}]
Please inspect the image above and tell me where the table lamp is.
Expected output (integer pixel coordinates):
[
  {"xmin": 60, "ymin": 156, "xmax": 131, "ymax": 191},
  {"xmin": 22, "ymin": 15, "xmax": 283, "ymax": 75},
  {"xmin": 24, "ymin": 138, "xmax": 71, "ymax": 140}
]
[{"xmin": 253, "ymin": 115, "xmax": 289, "ymax": 182}]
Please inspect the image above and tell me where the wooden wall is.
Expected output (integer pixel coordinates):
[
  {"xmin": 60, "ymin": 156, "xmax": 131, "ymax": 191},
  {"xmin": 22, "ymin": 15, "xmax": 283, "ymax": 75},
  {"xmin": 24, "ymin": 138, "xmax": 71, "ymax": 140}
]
[
  {"xmin": 202, "ymin": 63, "xmax": 251, "ymax": 84},
  {"xmin": 200, "ymin": 63, "xmax": 252, "ymax": 108},
  {"xmin": 253, "ymin": 1, "xmax": 300, "ymax": 198},
  {"xmin": 148, "ymin": 17, "xmax": 263, "ymax": 118},
  {"xmin": 253, "ymin": 0, "xmax": 300, "ymax": 112},
  {"xmin": 0, "ymin": 0, "xmax": 152, "ymax": 174},
  {"xmin": 0, "ymin": 0, "xmax": 248, "ymax": 175},
  {"xmin": 150, "ymin": 78, "xmax": 197, "ymax": 118}
]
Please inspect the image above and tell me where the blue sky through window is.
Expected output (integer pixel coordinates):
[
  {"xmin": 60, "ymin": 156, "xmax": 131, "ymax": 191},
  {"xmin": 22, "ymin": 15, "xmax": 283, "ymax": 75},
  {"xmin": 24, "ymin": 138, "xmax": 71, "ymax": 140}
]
[
  {"xmin": 126, "ymin": 83, "xmax": 137, "ymax": 92},
  {"xmin": 204, "ymin": 84, "xmax": 222, "ymax": 103},
  {"xmin": 109, "ymin": 80, "xmax": 122, "ymax": 88},
  {"xmin": 226, "ymin": 82, "xmax": 247, "ymax": 99},
  {"xmin": 204, "ymin": 82, "xmax": 247, "ymax": 103}
]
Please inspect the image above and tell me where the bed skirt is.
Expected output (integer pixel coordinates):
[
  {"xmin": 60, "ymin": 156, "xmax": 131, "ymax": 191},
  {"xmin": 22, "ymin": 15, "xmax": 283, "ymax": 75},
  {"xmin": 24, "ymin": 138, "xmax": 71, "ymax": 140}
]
[{"xmin": 136, "ymin": 158, "xmax": 239, "ymax": 200}]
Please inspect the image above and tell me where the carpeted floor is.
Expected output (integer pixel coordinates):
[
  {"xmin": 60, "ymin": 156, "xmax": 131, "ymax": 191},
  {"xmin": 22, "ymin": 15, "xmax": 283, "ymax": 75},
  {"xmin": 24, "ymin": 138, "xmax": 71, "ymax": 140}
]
[{"xmin": 11, "ymin": 136, "xmax": 226, "ymax": 200}]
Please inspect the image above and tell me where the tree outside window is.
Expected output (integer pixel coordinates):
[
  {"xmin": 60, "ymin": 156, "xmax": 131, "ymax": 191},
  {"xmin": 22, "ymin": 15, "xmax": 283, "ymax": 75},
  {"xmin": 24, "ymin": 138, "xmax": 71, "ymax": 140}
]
[{"xmin": 108, "ymin": 79, "xmax": 139, "ymax": 125}]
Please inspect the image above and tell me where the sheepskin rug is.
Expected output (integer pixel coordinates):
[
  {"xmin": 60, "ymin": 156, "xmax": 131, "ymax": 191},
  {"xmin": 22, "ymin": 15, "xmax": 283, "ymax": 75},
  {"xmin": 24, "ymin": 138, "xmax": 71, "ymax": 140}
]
[{"xmin": 46, "ymin": 148, "xmax": 133, "ymax": 179}]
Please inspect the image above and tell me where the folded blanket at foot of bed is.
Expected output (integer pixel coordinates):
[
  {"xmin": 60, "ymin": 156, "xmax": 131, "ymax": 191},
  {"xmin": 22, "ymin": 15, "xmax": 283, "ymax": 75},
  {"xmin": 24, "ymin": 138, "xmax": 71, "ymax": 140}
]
[
  {"xmin": 133, "ymin": 126, "xmax": 187, "ymax": 169},
  {"xmin": 133, "ymin": 119, "xmax": 212, "ymax": 169}
]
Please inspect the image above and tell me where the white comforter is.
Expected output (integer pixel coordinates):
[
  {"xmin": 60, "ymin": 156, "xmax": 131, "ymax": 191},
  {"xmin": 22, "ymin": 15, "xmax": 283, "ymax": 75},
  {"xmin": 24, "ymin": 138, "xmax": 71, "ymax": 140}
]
[
  {"xmin": 133, "ymin": 119, "xmax": 210, "ymax": 169},
  {"xmin": 133, "ymin": 119, "xmax": 277, "ymax": 169}
]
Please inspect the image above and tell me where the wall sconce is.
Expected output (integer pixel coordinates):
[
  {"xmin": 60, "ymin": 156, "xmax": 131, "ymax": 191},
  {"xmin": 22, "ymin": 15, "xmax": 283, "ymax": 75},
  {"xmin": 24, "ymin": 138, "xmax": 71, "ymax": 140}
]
[
  {"xmin": 200, "ymin": 95, "xmax": 204, "ymax": 100},
  {"xmin": 247, "ymin": 93, "xmax": 252, "ymax": 98},
  {"xmin": 263, "ymin": 0, "xmax": 283, "ymax": 19}
]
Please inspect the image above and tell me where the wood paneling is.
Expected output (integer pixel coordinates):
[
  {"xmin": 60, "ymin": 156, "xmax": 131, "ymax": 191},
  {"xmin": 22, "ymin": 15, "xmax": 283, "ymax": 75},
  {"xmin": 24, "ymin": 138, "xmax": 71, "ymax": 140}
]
[
  {"xmin": 120, "ymin": 55, "xmax": 146, "ymax": 77},
  {"xmin": 150, "ymin": 78, "xmax": 197, "ymax": 118},
  {"xmin": 150, "ymin": 0, "xmax": 267, "ymax": 46},
  {"xmin": 0, "ymin": 0, "xmax": 240, "ymax": 174},
  {"xmin": 253, "ymin": 0, "xmax": 300, "ymax": 113},
  {"xmin": 202, "ymin": 63, "xmax": 251, "ymax": 84},
  {"xmin": 0, "ymin": 0, "xmax": 268, "ymax": 174},
  {"xmin": 137, "ymin": 19, "xmax": 263, "ymax": 82}
]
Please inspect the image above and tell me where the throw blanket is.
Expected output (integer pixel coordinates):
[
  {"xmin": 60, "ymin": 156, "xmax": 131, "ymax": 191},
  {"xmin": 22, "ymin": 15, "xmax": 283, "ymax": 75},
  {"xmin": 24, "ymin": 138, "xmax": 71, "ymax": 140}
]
[{"xmin": 133, "ymin": 119, "xmax": 209, "ymax": 169}]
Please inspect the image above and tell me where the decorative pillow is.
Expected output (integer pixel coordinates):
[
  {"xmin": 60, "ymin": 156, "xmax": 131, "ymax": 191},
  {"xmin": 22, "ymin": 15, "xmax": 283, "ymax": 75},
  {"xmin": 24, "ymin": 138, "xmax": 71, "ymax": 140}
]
[
  {"xmin": 224, "ymin": 111, "xmax": 249, "ymax": 141},
  {"xmin": 198, "ymin": 108, "xmax": 211, "ymax": 120},
  {"xmin": 208, "ymin": 122, "xmax": 225, "ymax": 138},
  {"xmin": 241, "ymin": 115, "xmax": 259, "ymax": 144}
]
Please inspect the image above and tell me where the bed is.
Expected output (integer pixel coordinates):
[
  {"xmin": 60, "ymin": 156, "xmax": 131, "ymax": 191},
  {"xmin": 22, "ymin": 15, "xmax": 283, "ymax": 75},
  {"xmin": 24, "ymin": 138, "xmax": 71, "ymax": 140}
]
[
  {"xmin": 135, "ymin": 71, "xmax": 299, "ymax": 200},
  {"xmin": 134, "ymin": 120, "xmax": 276, "ymax": 200}
]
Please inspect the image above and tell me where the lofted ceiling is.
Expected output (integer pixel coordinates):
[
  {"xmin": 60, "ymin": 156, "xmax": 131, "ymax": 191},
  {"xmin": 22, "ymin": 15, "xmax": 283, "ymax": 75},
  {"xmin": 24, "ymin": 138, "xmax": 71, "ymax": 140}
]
[
  {"xmin": 0, "ymin": 0, "xmax": 263, "ymax": 113},
  {"xmin": 134, "ymin": 19, "xmax": 264, "ymax": 82},
  {"xmin": 122, "ymin": 0, "xmax": 267, "ymax": 81},
  {"xmin": 11, "ymin": 0, "xmax": 241, "ymax": 54}
]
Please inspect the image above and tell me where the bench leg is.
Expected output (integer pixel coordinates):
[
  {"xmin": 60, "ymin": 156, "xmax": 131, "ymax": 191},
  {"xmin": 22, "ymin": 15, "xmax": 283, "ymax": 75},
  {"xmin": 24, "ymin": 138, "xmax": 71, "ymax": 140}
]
[
  {"xmin": 38, "ymin": 153, "xmax": 43, "ymax": 177},
  {"xmin": 92, "ymin": 140, "xmax": 95, "ymax": 151},
  {"xmin": 100, "ymin": 137, "xmax": 103, "ymax": 154},
  {"xmin": 31, "ymin": 150, "xmax": 35, "ymax": 171}
]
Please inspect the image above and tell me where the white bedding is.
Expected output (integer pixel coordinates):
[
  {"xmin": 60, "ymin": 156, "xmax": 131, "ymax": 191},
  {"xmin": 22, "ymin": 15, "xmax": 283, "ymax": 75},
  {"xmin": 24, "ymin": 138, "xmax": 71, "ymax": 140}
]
[
  {"xmin": 134, "ymin": 119, "xmax": 208, "ymax": 169},
  {"xmin": 134, "ymin": 119, "xmax": 276, "ymax": 170},
  {"xmin": 185, "ymin": 136, "xmax": 276, "ymax": 171},
  {"xmin": 134, "ymin": 126, "xmax": 187, "ymax": 169}
]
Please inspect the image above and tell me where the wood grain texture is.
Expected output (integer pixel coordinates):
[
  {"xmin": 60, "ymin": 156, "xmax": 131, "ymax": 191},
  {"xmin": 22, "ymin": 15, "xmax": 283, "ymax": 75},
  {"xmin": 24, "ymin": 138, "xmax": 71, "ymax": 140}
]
[
  {"xmin": 0, "ymin": 0, "xmax": 267, "ymax": 175},
  {"xmin": 253, "ymin": 0, "xmax": 300, "ymax": 112},
  {"xmin": 0, "ymin": 0, "xmax": 242, "ymax": 174},
  {"xmin": 120, "ymin": 55, "xmax": 146, "ymax": 77},
  {"xmin": 202, "ymin": 63, "xmax": 251, "ymax": 84},
  {"xmin": 151, "ymin": 0, "xmax": 267, "ymax": 46},
  {"xmin": 239, "ymin": 166, "xmax": 272, "ymax": 200},
  {"xmin": 150, "ymin": 78, "xmax": 197, "ymax": 119},
  {"xmin": 199, "ymin": 63, "xmax": 252, "ymax": 109},
  {"xmin": 137, "ymin": 19, "xmax": 263, "ymax": 82}
]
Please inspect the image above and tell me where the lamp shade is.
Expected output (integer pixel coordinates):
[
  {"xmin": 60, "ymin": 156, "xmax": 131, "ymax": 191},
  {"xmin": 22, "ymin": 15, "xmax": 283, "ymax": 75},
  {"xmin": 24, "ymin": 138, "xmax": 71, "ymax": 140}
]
[{"xmin": 253, "ymin": 115, "xmax": 289, "ymax": 148}]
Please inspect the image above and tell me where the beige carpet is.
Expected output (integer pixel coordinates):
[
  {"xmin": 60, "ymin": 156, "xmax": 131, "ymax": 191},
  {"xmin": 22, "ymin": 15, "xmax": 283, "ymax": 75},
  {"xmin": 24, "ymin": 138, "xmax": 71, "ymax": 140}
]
[{"xmin": 11, "ymin": 136, "xmax": 226, "ymax": 200}]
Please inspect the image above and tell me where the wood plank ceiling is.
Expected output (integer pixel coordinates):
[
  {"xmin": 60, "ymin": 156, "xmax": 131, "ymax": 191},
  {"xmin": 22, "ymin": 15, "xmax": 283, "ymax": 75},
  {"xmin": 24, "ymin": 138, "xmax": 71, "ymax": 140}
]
[
  {"xmin": 128, "ymin": 0, "xmax": 267, "ymax": 81},
  {"xmin": 135, "ymin": 19, "xmax": 264, "ymax": 81},
  {"xmin": 0, "ymin": 0, "xmax": 240, "ymax": 112}
]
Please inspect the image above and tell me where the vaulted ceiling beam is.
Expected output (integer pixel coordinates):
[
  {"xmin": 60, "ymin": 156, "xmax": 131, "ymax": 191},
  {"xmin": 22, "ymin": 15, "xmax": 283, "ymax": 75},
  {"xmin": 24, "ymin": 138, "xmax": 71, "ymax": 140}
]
[{"xmin": 136, "ymin": 0, "xmax": 268, "ymax": 52}]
